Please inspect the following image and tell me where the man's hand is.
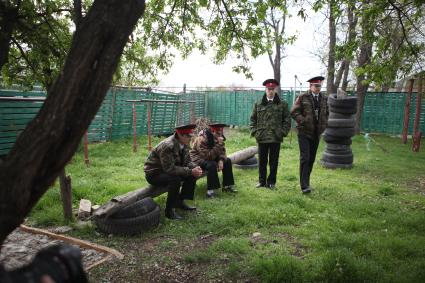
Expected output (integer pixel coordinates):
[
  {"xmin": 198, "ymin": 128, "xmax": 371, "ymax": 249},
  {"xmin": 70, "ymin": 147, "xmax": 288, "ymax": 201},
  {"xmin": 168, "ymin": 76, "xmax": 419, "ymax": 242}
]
[
  {"xmin": 217, "ymin": 136, "xmax": 224, "ymax": 144},
  {"xmin": 217, "ymin": 160, "xmax": 224, "ymax": 171},
  {"xmin": 192, "ymin": 166, "xmax": 203, "ymax": 177}
]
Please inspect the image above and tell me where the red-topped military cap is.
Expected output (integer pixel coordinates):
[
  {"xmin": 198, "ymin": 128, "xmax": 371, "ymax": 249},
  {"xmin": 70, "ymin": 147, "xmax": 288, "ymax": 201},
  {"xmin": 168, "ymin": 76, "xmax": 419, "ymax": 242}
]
[
  {"xmin": 175, "ymin": 124, "xmax": 196, "ymax": 135},
  {"xmin": 209, "ymin": 123, "xmax": 228, "ymax": 132},
  {"xmin": 262, "ymin": 78, "xmax": 279, "ymax": 88},
  {"xmin": 307, "ymin": 76, "xmax": 325, "ymax": 83}
]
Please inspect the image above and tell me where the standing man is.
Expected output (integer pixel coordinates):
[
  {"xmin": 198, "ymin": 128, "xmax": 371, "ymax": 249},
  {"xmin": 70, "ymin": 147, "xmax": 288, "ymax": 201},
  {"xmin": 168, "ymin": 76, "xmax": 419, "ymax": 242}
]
[
  {"xmin": 190, "ymin": 123, "xmax": 236, "ymax": 198},
  {"xmin": 144, "ymin": 124, "xmax": 203, "ymax": 220},
  {"xmin": 250, "ymin": 79, "xmax": 291, "ymax": 189},
  {"xmin": 290, "ymin": 76, "xmax": 329, "ymax": 194}
]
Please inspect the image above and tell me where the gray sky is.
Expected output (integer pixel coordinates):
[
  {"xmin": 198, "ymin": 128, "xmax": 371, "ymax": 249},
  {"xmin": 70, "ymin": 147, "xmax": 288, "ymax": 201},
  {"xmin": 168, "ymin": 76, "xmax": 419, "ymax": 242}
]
[{"xmin": 157, "ymin": 9, "xmax": 327, "ymax": 90}]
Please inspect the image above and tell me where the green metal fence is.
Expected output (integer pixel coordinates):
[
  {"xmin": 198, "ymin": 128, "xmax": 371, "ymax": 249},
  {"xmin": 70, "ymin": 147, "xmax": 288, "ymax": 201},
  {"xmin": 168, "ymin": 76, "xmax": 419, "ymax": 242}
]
[{"xmin": 1, "ymin": 88, "xmax": 424, "ymax": 155}]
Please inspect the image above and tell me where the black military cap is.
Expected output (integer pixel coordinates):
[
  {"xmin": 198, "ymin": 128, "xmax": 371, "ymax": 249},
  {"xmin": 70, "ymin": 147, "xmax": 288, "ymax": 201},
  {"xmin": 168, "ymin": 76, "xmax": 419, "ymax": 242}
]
[
  {"xmin": 209, "ymin": 123, "xmax": 228, "ymax": 132},
  {"xmin": 175, "ymin": 123, "xmax": 196, "ymax": 135},
  {"xmin": 262, "ymin": 79, "xmax": 279, "ymax": 88},
  {"xmin": 307, "ymin": 76, "xmax": 325, "ymax": 83}
]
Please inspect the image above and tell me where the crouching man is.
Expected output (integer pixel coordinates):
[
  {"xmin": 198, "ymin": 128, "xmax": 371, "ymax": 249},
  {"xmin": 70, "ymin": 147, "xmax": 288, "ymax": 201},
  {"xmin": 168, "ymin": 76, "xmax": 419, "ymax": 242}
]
[
  {"xmin": 144, "ymin": 124, "xmax": 203, "ymax": 220},
  {"xmin": 190, "ymin": 123, "xmax": 236, "ymax": 198}
]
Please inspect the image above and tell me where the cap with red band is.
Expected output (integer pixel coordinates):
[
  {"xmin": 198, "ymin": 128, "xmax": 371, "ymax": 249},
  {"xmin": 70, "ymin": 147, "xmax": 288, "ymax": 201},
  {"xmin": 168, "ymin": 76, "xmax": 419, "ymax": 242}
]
[
  {"xmin": 209, "ymin": 123, "xmax": 228, "ymax": 132},
  {"xmin": 262, "ymin": 78, "xmax": 279, "ymax": 88},
  {"xmin": 307, "ymin": 76, "xmax": 325, "ymax": 84},
  {"xmin": 175, "ymin": 124, "xmax": 196, "ymax": 135}
]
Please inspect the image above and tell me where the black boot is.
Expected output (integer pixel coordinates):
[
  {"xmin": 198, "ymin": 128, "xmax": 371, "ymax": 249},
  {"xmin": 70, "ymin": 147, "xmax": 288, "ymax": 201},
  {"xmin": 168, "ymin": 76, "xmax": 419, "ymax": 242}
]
[
  {"xmin": 165, "ymin": 208, "xmax": 183, "ymax": 220},
  {"xmin": 179, "ymin": 200, "xmax": 196, "ymax": 211}
]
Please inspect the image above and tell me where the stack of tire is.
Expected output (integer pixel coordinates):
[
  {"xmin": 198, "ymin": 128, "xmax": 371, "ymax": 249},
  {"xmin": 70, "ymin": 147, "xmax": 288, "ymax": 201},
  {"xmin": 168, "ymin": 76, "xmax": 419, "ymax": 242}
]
[
  {"xmin": 234, "ymin": 155, "xmax": 258, "ymax": 169},
  {"xmin": 94, "ymin": 197, "xmax": 160, "ymax": 235},
  {"xmin": 321, "ymin": 94, "xmax": 357, "ymax": 169}
]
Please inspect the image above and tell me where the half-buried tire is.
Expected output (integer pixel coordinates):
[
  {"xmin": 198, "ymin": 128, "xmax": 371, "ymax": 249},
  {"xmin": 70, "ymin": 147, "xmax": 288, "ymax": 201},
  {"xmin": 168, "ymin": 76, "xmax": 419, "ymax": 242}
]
[
  {"xmin": 95, "ymin": 205, "xmax": 160, "ymax": 235},
  {"xmin": 235, "ymin": 156, "xmax": 257, "ymax": 166},
  {"xmin": 110, "ymin": 197, "xmax": 157, "ymax": 219}
]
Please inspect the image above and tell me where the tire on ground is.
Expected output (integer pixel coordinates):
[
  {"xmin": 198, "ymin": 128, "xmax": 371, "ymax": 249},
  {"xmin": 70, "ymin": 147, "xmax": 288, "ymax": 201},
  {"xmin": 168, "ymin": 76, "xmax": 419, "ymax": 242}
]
[
  {"xmin": 234, "ymin": 163, "xmax": 258, "ymax": 169},
  {"xmin": 94, "ymin": 205, "xmax": 160, "ymax": 235},
  {"xmin": 321, "ymin": 160, "xmax": 353, "ymax": 169},
  {"xmin": 328, "ymin": 95, "xmax": 357, "ymax": 109},
  {"xmin": 327, "ymin": 118, "xmax": 355, "ymax": 128},
  {"xmin": 235, "ymin": 155, "xmax": 258, "ymax": 166},
  {"xmin": 324, "ymin": 127, "xmax": 355, "ymax": 138},
  {"xmin": 110, "ymin": 197, "xmax": 157, "ymax": 219},
  {"xmin": 329, "ymin": 104, "xmax": 357, "ymax": 115},
  {"xmin": 323, "ymin": 134, "xmax": 352, "ymax": 145},
  {"xmin": 322, "ymin": 152, "xmax": 353, "ymax": 164},
  {"xmin": 325, "ymin": 143, "xmax": 352, "ymax": 152},
  {"xmin": 324, "ymin": 148, "xmax": 352, "ymax": 155},
  {"xmin": 329, "ymin": 112, "xmax": 354, "ymax": 119}
]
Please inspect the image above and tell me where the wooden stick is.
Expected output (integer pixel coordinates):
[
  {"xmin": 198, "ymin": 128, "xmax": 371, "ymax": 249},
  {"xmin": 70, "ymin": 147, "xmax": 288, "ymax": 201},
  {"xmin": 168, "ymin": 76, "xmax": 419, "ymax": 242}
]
[
  {"xmin": 86, "ymin": 254, "xmax": 113, "ymax": 271},
  {"xmin": 19, "ymin": 225, "xmax": 124, "ymax": 260}
]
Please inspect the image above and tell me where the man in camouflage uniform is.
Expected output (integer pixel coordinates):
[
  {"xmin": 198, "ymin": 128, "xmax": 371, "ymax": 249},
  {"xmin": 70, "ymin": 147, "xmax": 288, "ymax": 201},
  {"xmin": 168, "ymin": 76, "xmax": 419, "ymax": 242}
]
[
  {"xmin": 190, "ymin": 123, "xmax": 236, "ymax": 198},
  {"xmin": 290, "ymin": 76, "xmax": 329, "ymax": 194},
  {"xmin": 144, "ymin": 124, "xmax": 203, "ymax": 220},
  {"xmin": 250, "ymin": 79, "xmax": 291, "ymax": 189}
]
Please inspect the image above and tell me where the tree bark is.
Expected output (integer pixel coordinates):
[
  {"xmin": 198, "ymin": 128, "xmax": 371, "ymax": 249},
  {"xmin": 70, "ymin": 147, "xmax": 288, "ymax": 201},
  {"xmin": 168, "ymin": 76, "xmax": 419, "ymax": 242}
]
[
  {"xmin": 355, "ymin": 42, "xmax": 373, "ymax": 134},
  {"xmin": 326, "ymin": 0, "xmax": 337, "ymax": 95},
  {"xmin": 0, "ymin": 1, "xmax": 21, "ymax": 70},
  {"xmin": 0, "ymin": 0, "xmax": 145, "ymax": 246}
]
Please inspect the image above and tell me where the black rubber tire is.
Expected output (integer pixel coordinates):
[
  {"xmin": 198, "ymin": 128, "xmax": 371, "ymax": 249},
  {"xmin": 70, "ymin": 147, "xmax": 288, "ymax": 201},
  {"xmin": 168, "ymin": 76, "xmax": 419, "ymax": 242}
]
[
  {"xmin": 324, "ymin": 127, "xmax": 355, "ymax": 138},
  {"xmin": 321, "ymin": 160, "xmax": 353, "ymax": 169},
  {"xmin": 328, "ymin": 95, "xmax": 357, "ymax": 109},
  {"xmin": 327, "ymin": 118, "xmax": 355, "ymax": 128},
  {"xmin": 324, "ymin": 148, "xmax": 352, "ymax": 155},
  {"xmin": 329, "ymin": 104, "xmax": 357, "ymax": 115},
  {"xmin": 110, "ymin": 197, "xmax": 157, "ymax": 219},
  {"xmin": 325, "ymin": 143, "xmax": 351, "ymax": 152},
  {"xmin": 234, "ymin": 163, "xmax": 258, "ymax": 169},
  {"xmin": 329, "ymin": 112, "xmax": 354, "ymax": 119},
  {"xmin": 94, "ymin": 205, "xmax": 160, "ymax": 235},
  {"xmin": 323, "ymin": 136, "xmax": 352, "ymax": 145},
  {"xmin": 322, "ymin": 152, "xmax": 353, "ymax": 164},
  {"xmin": 235, "ymin": 156, "xmax": 258, "ymax": 165}
]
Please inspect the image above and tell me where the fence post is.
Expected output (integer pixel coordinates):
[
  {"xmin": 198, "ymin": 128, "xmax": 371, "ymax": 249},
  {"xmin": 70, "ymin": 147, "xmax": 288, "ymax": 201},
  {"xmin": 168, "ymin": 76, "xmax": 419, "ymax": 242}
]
[
  {"xmin": 402, "ymin": 79, "xmax": 414, "ymax": 144},
  {"xmin": 412, "ymin": 75, "xmax": 423, "ymax": 152},
  {"xmin": 132, "ymin": 102, "xmax": 137, "ymax": 152},
  {"xmin": 84, "ymin": 131, "xmax": 89, "ymax": 165}
]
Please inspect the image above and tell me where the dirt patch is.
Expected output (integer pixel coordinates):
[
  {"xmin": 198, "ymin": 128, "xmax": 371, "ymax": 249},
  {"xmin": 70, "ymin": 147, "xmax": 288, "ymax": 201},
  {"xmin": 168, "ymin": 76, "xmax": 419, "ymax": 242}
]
[
  {"xmin": 0, "ymin": 227, "xmax": 111, "ymax": 271},
  {"xmin": 406, "ymin": 177, "xmax": 425, "ymax": 196},
  {"xmin": 88, "ymin": 233, "xmax": 257, "ymax": 283},
  {"xmin": 275, "ymin": 232, "xmax": 306, "ymax": 258}
]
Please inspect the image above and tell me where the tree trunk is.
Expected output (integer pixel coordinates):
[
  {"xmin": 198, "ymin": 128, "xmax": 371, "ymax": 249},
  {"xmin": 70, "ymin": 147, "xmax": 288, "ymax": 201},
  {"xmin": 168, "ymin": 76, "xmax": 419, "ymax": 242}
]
[
  {"xmin": 0, "ymin": 1, "xmax": 20, "ymax": 70},
  {"xmin": 354, "ymin": 42, "xmax": 372, "ymax": 134},
  {"xmin": 326, "ymin": 0, "xmax": 337, "ymax": 95},
  {"xmin": 0, "ymin": 0, "xmax": 145, "ymax": 246}
]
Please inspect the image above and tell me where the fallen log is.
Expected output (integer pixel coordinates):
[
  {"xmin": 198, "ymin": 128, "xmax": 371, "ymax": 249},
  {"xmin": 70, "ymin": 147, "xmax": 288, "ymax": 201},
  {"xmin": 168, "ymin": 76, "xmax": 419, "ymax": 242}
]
[{"xmin": 94, "ymin": 146, "xmax": 257, "ymax": 218}]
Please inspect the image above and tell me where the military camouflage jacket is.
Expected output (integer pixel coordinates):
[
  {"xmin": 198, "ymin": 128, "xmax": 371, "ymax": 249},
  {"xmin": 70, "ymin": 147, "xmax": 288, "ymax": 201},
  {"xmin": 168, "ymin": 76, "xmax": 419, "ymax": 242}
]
[
  {"xmin": 290, "ymin": 90, "xmax": 329, "ymax": 139},
  {"xmin": 144, "ymin": 135, "xmax": 195, "ymax": 177},
  {"xmin": 189, "ymin": 136, "xmax": 226, "ymax": 166},
  {"xmin": 249, "ymin": 94, "xmax": 291, "ymax": 143}
]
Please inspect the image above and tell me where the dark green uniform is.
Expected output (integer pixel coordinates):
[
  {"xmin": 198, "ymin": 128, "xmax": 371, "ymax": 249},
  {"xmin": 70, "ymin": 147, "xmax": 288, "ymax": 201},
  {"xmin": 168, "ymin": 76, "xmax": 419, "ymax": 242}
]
[
  {"xmin": 250, "ymin": 94, "xmax": 291, "ymax": 186},
  {"xmin": 144, "ymin": 135, "xmax": 197, "ymax": 214},
  {"xmin": 290, "ymin": 90, "xmax": 329, "ymax": 191}
]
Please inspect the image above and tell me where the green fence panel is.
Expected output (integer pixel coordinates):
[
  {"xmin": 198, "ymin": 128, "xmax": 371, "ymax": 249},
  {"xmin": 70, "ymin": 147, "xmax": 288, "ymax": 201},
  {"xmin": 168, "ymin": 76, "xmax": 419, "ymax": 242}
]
[
  {"xmin": 206, "ymin": 89, "xmax": 294, "ymax": 126},
  {"xmin": 1, "ymin": 88, "xmax": 424, "ymax": 156},
  {"xmin": 0, "ymin": 90, "xmax": 46, "ymax": 155}
]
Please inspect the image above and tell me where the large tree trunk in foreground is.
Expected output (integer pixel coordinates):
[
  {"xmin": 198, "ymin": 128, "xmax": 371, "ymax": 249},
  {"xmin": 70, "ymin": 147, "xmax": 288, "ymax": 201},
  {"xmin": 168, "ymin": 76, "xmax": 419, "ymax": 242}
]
[
  {"xmin": 0, "ymin": 1, "xmax": 20, "ymax": 69},
  {"xmin": 0, "ymin": 0, "xmax": 145, "ymax": 246}
]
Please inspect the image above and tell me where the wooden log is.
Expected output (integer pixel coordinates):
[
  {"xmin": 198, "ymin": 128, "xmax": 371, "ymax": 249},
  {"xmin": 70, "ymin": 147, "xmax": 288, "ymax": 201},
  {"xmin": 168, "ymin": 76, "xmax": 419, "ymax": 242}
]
[
  {"xmin": 94, "ymin": 146, "xmax": 258, "ymax": 218},
  {"xmin": 59, "ymin": 169, "xmax": 73, "ymax": 220},
  {"xmin": 228, "ymin": 145, "xmax": 257, "ymax": 164}
]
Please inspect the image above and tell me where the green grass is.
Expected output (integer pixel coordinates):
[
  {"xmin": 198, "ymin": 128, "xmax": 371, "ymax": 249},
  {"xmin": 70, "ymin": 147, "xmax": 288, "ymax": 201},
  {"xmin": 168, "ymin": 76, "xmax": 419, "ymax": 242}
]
[{"xmin": 30, "ymin": 129, "xmax": 425, "ymax": 282}]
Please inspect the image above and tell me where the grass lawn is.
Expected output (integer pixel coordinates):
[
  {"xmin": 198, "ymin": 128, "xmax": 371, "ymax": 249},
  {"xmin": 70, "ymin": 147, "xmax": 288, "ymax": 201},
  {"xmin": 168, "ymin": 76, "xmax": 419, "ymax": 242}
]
[{"xmin": 30, "ymin": 128, "xmax": 425, "ymax": 282}]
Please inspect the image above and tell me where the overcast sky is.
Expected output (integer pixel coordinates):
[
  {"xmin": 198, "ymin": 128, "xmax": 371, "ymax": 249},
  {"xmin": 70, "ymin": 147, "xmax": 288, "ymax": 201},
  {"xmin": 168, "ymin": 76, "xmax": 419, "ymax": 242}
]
[{"xmin": 157, "ymin": 8, "xmax": 327, "ymax": 91}]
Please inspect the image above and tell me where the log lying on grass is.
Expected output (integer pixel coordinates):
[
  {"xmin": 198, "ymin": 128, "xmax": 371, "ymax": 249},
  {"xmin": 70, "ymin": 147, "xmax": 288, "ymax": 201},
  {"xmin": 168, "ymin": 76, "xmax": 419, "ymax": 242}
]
[{"xmin": 94, "ymin": 146, "xmax": 257, "ymax": 218}]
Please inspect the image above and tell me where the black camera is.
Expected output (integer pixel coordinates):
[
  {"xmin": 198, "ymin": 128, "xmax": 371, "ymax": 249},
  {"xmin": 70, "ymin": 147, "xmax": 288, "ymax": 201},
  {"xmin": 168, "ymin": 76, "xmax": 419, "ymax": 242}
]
[{"xmin": 0, "ymin": 244, "xmax": 88, "ymax": 283}]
